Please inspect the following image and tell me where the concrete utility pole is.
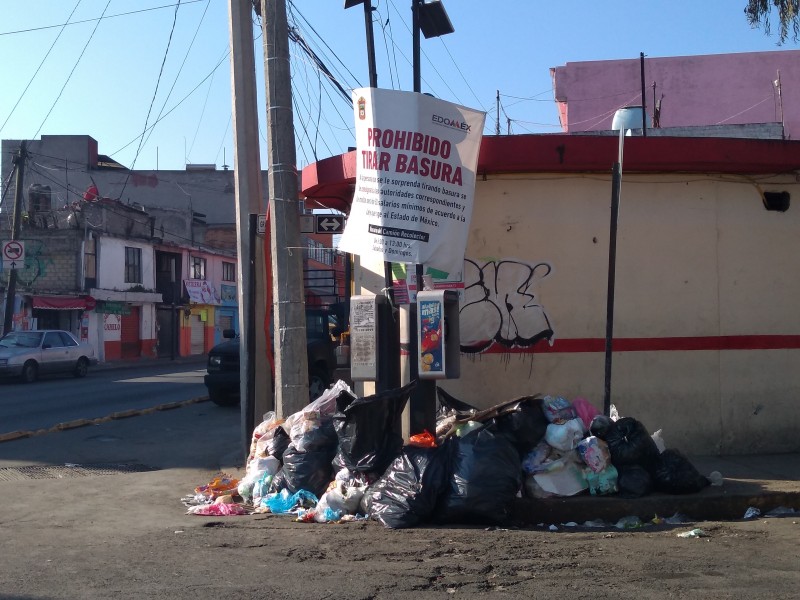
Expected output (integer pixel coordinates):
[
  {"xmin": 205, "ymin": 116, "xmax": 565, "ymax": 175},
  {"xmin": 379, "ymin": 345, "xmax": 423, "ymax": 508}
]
[
  {"xmin": 228, "ymin": 0, "xmax": 272, "ymax": 453},
  {"xmin": 261, "ymin": 0, "xmax": 309, "ymax": 417},
  {"xmin": 2, "ymin": 141, "xmax": 26, "ymax": 336}
]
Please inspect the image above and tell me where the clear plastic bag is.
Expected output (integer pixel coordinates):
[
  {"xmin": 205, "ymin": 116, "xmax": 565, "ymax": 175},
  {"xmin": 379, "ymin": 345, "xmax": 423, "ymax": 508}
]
[
  {"xmin": 284, "ymin": 380, "xmax": 351, "ymax": 453},
  {"xmin": 250, "ymin": 412, "xmax": 285, "ymax": 460}
]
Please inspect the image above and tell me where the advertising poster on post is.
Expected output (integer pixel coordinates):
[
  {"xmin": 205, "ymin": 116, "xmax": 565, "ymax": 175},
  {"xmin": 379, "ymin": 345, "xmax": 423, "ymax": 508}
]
[{"xmin": 337, "ymin": 88, "xmax": 485, "ymax": 278}]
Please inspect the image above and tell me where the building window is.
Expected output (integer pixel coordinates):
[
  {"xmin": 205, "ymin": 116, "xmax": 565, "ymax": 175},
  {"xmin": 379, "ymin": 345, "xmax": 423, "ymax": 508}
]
[
  {"xmin": 125, "ymin": 247, "xmax": 142, "ymax": 284},
  {"xmin": 304, "ymin": 238, "xmax": 333, "ymax": 266},
  {"xmin": 190, "ymin": 256, "xmax": 206, "ymax": 279},
  {"xmin": 222, "ymin": 261, "xmax": 236, "ymax": 282},
  {"xmin": 84, "ymin": 237, "xmax": 96, "ymax": 288}
]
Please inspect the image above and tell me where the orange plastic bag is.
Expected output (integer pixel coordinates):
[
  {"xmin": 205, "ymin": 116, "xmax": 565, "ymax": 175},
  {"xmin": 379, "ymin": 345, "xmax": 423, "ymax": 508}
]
[
  {"xmin": 408, "ymin": 430, "xmax": 437, "ymax": 448},
  {"xmin": 194, "ymin": 473, "xmax": 240, "ymax": 500}
]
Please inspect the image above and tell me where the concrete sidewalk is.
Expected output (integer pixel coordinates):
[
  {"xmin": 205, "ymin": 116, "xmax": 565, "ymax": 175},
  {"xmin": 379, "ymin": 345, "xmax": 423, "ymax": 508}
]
[
  {"xmin": 0, "ymin": 396, "xmax": 797, "ymax": 527},
  {"xmin": 516, "ymin": 452, "xmax": 800, "ymax": 525},
  {"xmin": 92, "ymin": 354, "xmax": 208, "ymax": 372}
]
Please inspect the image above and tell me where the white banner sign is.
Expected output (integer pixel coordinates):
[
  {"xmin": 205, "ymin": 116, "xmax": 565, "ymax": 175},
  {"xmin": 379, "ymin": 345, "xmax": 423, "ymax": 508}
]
[
  {"xmin": 338, "ymin": 88, "xmax": 485, "ymax": 277},
  {"xmin": 184, "ymin": 279, "xmax": 221, "ymax": 305}
]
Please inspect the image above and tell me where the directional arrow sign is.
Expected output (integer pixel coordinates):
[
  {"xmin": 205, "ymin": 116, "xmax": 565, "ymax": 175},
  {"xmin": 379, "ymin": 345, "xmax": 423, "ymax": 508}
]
[{"xmin": 315, "ymin": 215, "xmax": 345, "ymax": 234}]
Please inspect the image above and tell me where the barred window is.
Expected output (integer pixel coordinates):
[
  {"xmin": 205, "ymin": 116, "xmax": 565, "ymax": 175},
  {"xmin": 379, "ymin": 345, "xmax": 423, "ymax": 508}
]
[
  {"xmin": 190, "ymin": 256, "xmax": 206, "ymax": 279},
  {"xmin": 222, "ymin": 261, "xmax": 236, "ymax": 282},
  {"xmin": 124, "ymin": 247, "xmax": 142, "ymax": 284}
]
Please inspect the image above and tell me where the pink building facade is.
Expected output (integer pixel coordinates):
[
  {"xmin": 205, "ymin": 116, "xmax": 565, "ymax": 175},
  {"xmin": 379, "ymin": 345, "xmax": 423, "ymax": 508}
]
[{"xmin": 551, "ymin": 50, "xmax": 800, "ymax": 139}]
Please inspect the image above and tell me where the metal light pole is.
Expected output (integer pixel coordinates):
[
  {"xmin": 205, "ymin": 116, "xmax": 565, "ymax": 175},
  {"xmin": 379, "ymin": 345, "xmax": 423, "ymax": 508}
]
[
  {"xmin": 603, "ymin": 123, "xmax": 626, "ymax": 416},
  {"xmin": 408, "ymin": 0, "xmax": 453, "ymax": 434},
  {"xmin": 345, "ymin": 0, "xmax": 402, "ymax": 394},
  {"xmin": 2, "ymin": 142, "xmax": 26, "ymax": 336}
]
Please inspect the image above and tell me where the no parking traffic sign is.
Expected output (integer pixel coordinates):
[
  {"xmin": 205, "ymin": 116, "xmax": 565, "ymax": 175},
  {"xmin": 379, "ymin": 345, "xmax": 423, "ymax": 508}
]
[{"xmin": 2, "ymin": 240, "xmax": 25, "ymax": 270}]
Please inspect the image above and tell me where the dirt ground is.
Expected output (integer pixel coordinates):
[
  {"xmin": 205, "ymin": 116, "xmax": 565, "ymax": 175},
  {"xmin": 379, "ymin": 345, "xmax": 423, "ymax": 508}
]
[
  {"xmin": 2, "ymin": 502, "xmax": 799, "ymax": 599},
  {"xmin": 1, "ymin": 403, "xmax": 798, "ymax": 599}
]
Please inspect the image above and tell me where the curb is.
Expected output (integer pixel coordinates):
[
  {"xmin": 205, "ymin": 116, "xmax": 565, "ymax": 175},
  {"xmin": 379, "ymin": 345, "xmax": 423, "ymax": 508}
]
[
  {"xmin": 511, "ymin": 486, "xmax": 800, "ymax": 526},
  {"xmin": 0, "ymin": 430, "xmax": 32, "ymax": 443},
  {"xmin": 0, "ymin": 396, "xmax": 210, "ymax": 444}
]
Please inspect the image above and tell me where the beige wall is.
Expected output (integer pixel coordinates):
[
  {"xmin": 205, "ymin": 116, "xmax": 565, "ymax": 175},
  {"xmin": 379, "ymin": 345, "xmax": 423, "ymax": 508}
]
[{"xmin": 356, "ymin": 172, "xmax": 800, "ymax": 455}]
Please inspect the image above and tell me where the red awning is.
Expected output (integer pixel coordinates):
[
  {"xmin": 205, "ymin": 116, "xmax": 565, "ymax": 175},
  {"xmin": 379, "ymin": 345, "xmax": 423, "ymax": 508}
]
[{"xmin": 32, "ymin": 296, "xmax": 92, "ymax": 310}]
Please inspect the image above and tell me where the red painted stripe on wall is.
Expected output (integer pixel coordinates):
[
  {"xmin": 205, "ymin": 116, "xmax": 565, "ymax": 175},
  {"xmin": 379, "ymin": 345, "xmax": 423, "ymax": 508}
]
[{"xmin": 475, "ymin": 335, "xmax": 800, "ymax": 354}]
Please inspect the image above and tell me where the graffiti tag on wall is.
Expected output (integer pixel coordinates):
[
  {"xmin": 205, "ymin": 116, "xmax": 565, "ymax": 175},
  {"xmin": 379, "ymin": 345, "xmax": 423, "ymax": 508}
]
[
  {"xmin": 460, "ymin": 258, "xmax": 554, "ymax": 353},
  {"xmin": 14, "ymin": 240, "xmax": 54, "ymax": 286}
]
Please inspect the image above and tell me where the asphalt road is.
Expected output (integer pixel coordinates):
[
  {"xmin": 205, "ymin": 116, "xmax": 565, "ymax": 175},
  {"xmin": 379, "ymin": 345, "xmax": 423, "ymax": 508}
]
[{"xmin": 0, "ymin": 361, "xmax": 208, "ymax": 434}]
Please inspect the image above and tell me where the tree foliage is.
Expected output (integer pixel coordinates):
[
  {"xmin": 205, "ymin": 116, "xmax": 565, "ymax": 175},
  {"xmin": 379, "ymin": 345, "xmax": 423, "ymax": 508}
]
[{"xmin": 745, "ymin": 0, "xmax": 800, "ymax": 43}]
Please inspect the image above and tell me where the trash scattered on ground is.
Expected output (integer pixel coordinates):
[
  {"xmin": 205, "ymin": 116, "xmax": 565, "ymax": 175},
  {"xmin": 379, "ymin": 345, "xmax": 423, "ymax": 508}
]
[
  {"xmin": 677, "ymin": 528, "xmax": 708, "ymax": 538},
  {"xmin": 765, "ymin": 506, "xmax": 798, "ymax": 517},
  {"xmin": 743, "ymin": 507, "xmax": 762, "ymax": 519},
  {"xmin": 187, "ymin": 503, "xmax": 250, "ymax": 516},
  {"xmin": 180, "ymin": 382, "xmax": 719, "ymax": 528},
  {"xmin": 663, "ymin": 512, "xmax": 690, "ymax": 524},
  {"xmin": 615, "ymin": 515, "xmax": 644, "ymax": 529},
  {"xmin": 582, "ymin": 519, "xmax": 607, "ymax": 528}
]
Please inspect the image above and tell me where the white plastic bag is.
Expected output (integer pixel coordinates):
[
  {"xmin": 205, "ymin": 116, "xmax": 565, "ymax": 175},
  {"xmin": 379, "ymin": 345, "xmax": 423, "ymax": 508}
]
[
  {"xmin": 545, "ymin": 418, "xmax": 585, "ymax": 452},
  {"xmin": 651, "ymin": 429, "xmax": 666, "ymax": 453},
  {"xmin": 284, "ymin": 380, "xmax": 351, "ymax": 452},
  {"xmin": 532, "ymin": 455, "xmax": 588, "ymax": 496},
  {"xmin": 322, "ymin": 481, "xmax": 367, "ymax": 515}
]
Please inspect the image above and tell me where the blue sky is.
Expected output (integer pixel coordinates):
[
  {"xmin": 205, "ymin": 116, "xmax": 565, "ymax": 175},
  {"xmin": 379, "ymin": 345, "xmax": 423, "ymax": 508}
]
[{"xmin": 0, "ymin": 1, "xmax": 794, "ymax": 172}]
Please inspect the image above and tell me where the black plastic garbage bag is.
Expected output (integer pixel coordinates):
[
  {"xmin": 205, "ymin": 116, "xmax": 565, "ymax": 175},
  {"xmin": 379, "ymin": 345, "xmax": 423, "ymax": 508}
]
[
  {"xmin": 653, "ymin": 449, "xmax": 710, "ymax": 494},
  {"xmin": 436, "ymin": 387, "xmax": 478, "ymax": 420},
  {"xmin": 491, "ymin": 397, "xmax": 548, "ymax": 456},
  {"xmin": 333, "ymin": 382, "xmax": 415, "ymax": 475},
  {"xmin": 369, "ymin": 444, "xmax": 451, "ymax": 529},
  {"xmin": 267, "ymin": 426, "xmax": 291, "ymax": 463},
  {"xmin": 275, "ymin": 421, "xmax": 338, "ymax": 498},
  {"xmin": 434, "ymin": 429, "xmax": 522, "ymax": 525},
  {"xmin": 589, "ymin": 415, "xmax": 616, "ymax": 440},
  {"xmin": 604, "ymin": 417, "xmax": 660, "ymax": 472},
  {"xmin": 617, "ymin": 464, "xmax": 653, "ymax": 498}
]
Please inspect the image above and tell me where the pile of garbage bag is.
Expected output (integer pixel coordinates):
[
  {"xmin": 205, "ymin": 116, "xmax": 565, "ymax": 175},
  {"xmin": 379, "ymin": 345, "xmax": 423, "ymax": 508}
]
[{"xmin": 182, "ymin": 382, "xmax": 710, "ymax": 528}]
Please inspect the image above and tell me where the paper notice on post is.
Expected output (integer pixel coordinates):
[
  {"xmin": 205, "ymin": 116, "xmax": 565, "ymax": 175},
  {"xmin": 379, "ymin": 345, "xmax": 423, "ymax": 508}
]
[{"xmin": 338, "ymin": 88, "xmax": 485, "ymax": 278}]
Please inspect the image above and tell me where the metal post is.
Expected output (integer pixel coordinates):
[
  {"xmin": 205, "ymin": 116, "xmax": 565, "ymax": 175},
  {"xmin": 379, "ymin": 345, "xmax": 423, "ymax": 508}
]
[
  {"xmin": 245, "ymin": 214, "xmax": 257, "ymax": 453},
  {"xmin": 349, "ymin": 0, "xmax": 401, "ymax": 393},
  {"xmin": 412, "ymin": 0, "xmax": 421, "ymax": 93},
  {"xmin": 603, "ymin": 130, "xmax": 624, "ymax": 416},
  {"xmin": 2, "ymin": 141, "xmax": 26, "ymax": 336},
  {"xmin": 640, "ymin": 52, "xmax": 647, "ymax": 137},
  {"xmin": 363, "ymin": 0, "xmax": 378, "ymax": 89}
]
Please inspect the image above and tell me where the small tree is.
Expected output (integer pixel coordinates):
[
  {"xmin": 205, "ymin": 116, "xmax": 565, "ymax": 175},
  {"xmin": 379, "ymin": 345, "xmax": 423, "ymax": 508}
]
[{"xmin": 745, "ymin": 0, "xmax": 800, "ymax": 43}]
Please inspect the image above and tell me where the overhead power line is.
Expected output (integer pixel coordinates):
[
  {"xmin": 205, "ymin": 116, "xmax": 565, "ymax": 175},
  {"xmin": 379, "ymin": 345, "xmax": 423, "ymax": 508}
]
[
  {"xmin": 109, "ymin": 48, "xmax": 230, "ymax": 159},
  {"xmin": 32, "ymin": 0, "xmax": 111, "ymax": 140},
  {"xmin": 0, "ymin": 0, "xmax": 205, "ymax": 36},
  {"xmin": 0, "ymin": 0, "xmax": 83, "ymax": 137},
  {"xmin": 120, "ymin": 0, "xmax": 182, "ymax": 200}
]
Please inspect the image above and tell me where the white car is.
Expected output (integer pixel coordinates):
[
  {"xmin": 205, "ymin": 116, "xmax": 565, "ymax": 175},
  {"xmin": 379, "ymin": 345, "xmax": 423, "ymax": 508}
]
[{"xmin": 0, "ymin": 330, "xmax": 98, "ymax": 383}]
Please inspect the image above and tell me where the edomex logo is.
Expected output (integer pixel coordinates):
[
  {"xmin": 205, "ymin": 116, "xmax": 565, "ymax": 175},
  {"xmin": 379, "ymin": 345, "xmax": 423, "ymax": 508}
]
[{"xmin": 431, "ymin": 114, "xmax": 471, "ymax": 132}]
